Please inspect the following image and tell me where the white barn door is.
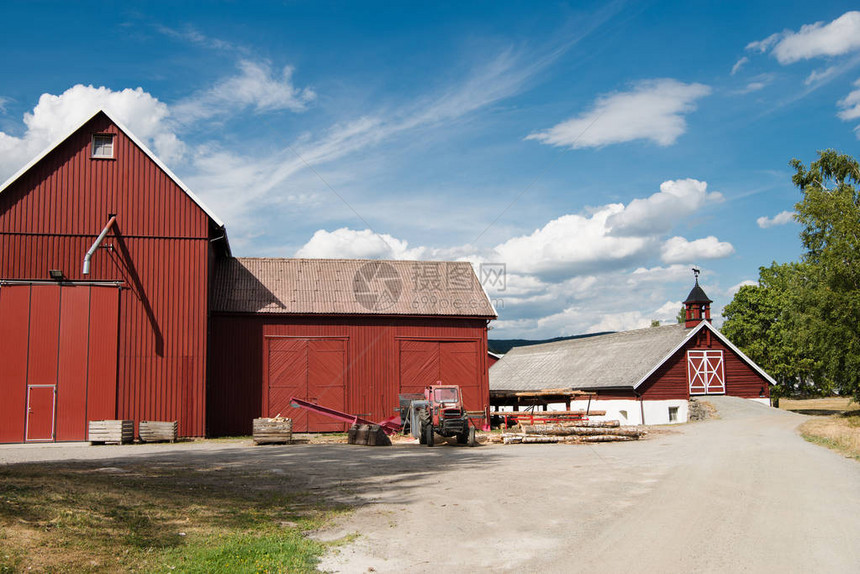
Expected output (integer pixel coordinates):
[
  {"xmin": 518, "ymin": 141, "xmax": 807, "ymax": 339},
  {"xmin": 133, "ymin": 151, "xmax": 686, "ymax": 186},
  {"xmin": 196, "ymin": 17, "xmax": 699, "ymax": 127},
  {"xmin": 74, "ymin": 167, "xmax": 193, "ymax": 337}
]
[{"xmin": 687, "ymin": 350, "xmax": 725, "ymax": 395}]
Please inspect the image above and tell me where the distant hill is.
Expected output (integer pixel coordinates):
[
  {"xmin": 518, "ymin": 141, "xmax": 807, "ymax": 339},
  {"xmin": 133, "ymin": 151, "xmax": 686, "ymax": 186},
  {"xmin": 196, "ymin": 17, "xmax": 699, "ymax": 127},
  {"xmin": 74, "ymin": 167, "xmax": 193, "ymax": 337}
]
[{"xmin": 489, "ymin": 332, "xmax": 612, "ymax": 355}]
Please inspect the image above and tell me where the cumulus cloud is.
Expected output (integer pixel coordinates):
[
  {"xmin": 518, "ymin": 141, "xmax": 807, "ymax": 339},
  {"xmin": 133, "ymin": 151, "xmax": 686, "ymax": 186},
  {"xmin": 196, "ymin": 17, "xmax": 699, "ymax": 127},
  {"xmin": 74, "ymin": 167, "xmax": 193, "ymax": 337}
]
[
  {"xmin": 727, "ymin": 280, "xmax": 758, "ymax": 297},
  {"xmin": 0, "ymin": 85, "xmax": 182, "ymax": 180},
  {"xmin": 294, "ymin": 227, "xmax": 426, "ymax": 260},
  {"xmin": 756, "ymin": 210, "xmax": 795, "ymax": 228},
  {"xmin": 174, "ymin": 60, "xmax": 315, "ymax": 122},
  {"xmin": 526, "ymin": 79, "xmax": 711, "ymax": 149},
  {"xmin": 607, "ymin": 178, "xmax": 723, "ymax": 236},
  {"xmin": 660, "ymin": 236, "xmax": 734, "ymax": 264},
  {"xmin": 747, "ymin": 11, "xmax": 860, "ymax": 64}
]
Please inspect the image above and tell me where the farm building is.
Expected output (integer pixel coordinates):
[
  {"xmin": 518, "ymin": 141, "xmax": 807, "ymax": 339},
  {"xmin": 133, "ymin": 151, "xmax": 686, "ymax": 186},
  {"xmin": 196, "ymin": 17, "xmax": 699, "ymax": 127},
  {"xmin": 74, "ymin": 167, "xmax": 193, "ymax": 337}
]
[
  {"xmin": 0, "ymin": 109, "xmax": 495, "ymax": 443},
  {"xmin": 489, "ymin": 280, "xmax": 776, "ymax": 425}
]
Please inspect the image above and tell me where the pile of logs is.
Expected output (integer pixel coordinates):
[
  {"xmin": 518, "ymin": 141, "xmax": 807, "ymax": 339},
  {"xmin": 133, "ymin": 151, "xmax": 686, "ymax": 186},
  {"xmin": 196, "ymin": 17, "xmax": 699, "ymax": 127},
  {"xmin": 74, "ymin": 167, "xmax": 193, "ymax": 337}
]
[{"xmin": 500, "ymin": 420, "xmax": 645, "ymax": 444}]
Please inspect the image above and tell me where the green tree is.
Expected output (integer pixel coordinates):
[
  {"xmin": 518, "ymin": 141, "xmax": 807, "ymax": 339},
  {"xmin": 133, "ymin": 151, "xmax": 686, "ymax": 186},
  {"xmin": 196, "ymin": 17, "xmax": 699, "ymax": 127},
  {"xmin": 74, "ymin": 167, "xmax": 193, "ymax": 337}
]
[
  {"xmin": 790, "ymin": 150, "xmax": 860, "ymax": 401},
  {"xmin": 722, "ymin": 263, "xmax": 821, "ymax": 398}
]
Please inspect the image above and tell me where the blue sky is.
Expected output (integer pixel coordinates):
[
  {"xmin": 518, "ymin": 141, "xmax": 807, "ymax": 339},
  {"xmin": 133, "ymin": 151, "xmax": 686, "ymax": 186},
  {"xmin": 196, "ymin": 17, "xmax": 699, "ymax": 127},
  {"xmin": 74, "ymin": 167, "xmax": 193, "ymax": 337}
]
[{"xmin": 2, "ymin": 1, "xmax": 859, "ymax": 338}]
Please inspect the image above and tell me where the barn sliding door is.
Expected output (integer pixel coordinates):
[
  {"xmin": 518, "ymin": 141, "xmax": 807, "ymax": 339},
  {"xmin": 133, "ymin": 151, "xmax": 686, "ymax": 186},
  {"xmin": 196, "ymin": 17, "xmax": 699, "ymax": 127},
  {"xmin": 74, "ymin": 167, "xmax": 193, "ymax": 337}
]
[
  {"xmin": 687, "ymin": 350, "xmax": 725, "ymax": 395},
  {"xmin": 0, "ymin": 284, "xmax": 120, "ymax": 443},
  {"xmin": 265, "ymin": 337, "xmax": 347, "ymax": 432},
  {"xmin": 398, "ymin": 340, "xmax": 482, "ymax": 412}
]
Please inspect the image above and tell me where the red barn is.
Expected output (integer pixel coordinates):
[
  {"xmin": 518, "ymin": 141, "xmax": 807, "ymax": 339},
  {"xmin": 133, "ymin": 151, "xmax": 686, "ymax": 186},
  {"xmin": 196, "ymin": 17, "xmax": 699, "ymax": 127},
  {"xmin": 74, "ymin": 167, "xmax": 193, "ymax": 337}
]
[
  {"xmin": 0, "ymin": 110, "xmax": 495, "ymax": 443},
  {"xmin": 489, "ymin": 279, "xmax": 775, "ymax": 424}
]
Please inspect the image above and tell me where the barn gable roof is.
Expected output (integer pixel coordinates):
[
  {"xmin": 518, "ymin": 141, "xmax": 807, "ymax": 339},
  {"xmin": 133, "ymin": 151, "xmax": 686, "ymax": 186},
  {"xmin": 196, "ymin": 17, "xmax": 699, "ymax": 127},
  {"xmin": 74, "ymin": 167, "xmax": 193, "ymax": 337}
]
[
  {"xmin": 0, "ymin": 109, "xmax": 226, "ymax": 231},
  {"xmin": 489, "ymin": 321, "xmax": 776, "ymax": 392},
  {"xmin": 212, "ymin": 257, "xmax": 498, "ymax": 318}
]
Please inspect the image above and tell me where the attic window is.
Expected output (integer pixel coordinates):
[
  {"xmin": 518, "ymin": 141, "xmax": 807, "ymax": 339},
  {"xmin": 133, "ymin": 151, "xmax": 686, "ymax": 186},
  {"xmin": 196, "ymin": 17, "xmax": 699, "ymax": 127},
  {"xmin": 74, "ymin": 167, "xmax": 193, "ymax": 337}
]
[{"xmin": 92, "ymin": 134, "xmax": 115, "ymax": 159}]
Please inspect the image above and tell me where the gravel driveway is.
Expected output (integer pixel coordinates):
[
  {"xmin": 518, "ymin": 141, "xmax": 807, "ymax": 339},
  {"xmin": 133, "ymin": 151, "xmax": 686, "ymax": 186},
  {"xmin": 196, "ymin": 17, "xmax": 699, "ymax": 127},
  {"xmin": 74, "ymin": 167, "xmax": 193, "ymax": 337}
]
[{"xmin": 2, "ymin": 397, "xmax": 858, "ymax": 573}]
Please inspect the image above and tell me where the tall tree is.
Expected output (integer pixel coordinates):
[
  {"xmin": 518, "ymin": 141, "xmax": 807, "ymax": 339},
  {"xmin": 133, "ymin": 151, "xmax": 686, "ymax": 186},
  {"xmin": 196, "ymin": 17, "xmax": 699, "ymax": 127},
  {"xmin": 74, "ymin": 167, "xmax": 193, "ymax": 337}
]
[{"xmin": 790, "ymin": 150, "xmax": 860, "ymax": 401}]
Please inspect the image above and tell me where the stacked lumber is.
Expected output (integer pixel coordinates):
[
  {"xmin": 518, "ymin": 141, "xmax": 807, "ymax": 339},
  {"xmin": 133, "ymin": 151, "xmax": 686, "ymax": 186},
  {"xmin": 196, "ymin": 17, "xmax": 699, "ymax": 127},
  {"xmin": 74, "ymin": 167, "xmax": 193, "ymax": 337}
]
[
  {"xmin": 253, "ymin": 417, "xmax": 293, "ymax": 445},
  {"xmin": 347, "ymin": 423, "xmax": 391, "ymax": 446},
  {"xmin": 88, "ymin": 420, "xmax": 134, "ymax": 445},
  {"xmin": 501, "ymin": 420, "xmax": 645, "ymax": 445},
  {"xmin": 139, "ymin": 421, "xmax": 178, "ymax": 443}
]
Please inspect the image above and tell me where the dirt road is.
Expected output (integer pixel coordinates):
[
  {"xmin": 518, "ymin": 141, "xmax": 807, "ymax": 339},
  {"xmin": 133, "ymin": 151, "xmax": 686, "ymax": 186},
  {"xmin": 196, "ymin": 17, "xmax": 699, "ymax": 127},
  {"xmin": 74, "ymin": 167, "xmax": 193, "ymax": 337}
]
[{"xmin": 2, "ymin": 397, "xmax": 858, "ymax": 573}]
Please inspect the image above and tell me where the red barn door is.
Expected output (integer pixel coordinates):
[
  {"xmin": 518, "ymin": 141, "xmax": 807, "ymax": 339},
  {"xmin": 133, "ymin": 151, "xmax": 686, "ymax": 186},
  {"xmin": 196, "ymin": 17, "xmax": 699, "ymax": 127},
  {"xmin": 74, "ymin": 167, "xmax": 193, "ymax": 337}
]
[
  {"xmin": 399, "ymin": 340, "xmax": 482, "ymax": 412},
  {"xmin": 687, "ymin": 350, "xmax": 726, "ymax": 395},
  {"xmin": 265, "ymin": 337, "xmax": 347, "ymax": 432}
]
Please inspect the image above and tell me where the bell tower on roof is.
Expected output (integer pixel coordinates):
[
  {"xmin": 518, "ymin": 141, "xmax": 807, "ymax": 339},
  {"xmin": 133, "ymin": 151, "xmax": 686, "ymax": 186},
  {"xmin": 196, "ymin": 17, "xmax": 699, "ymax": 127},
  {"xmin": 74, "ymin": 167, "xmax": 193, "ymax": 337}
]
[{"xmin": 683, "ymin": 268, "xmax": 712, "ymax": 328}]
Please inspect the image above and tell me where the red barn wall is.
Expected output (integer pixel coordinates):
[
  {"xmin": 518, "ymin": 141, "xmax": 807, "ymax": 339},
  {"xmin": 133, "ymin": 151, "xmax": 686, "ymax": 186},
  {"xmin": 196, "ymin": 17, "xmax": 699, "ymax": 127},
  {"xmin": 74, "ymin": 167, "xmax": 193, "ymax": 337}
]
[
  {"xmin": 0, "ymin": 113, "xmax": 212, "ymax": 439},
  {"xmin": 208, "ymin": 314, "xmax": 490, "ymax": 436},
  {"xmin": 638, "ymin": 329, "xmax": 770, "ymax": 400}
]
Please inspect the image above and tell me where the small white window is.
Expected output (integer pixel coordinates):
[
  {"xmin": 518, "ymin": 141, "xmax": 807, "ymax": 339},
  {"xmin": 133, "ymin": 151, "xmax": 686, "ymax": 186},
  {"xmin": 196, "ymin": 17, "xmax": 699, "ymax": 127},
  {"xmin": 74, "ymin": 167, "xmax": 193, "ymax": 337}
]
[
  {"xmin": 92, "ymin": 134, "xmax": 114, "ymax": 159},
  {"xmin": 668, "ymin": 406, "xmax": 679, "ymax": 422}
]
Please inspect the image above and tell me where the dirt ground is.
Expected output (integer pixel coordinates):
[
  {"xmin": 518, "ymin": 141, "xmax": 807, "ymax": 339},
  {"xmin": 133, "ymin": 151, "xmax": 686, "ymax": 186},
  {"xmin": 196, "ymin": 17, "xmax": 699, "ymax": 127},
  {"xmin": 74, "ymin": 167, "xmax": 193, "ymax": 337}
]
[{"xmin": 2, "ymin": 396, "xmax": 859, "ymax": 573}]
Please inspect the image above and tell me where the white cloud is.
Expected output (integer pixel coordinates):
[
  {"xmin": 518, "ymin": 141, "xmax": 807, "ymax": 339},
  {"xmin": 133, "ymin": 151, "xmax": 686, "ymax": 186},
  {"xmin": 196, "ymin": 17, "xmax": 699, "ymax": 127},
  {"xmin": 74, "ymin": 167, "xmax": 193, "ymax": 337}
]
[
  {"xmin": 660, "ymin": 236, "xmax": 734, "ymax": 264},
  {"xmin": 756, "ymin": 210, "xmax": 795, "ymax": 228},
  {"xmin": 294, "ymin": 227, "xmax": 426, "ymax": 260},
  {"xmin": 607, "ymin": 178, "xmax": 723, "ymax": 236},
  {"xmin": 526, "ymin": 79, "xmax": 711, "ymax": 149},
  {"xmin": 627, "ymin": 264, "xmax": 692, "ymax": 285},
  {"xmin": 727, "ymin": 280, "xmax": 758, "ymax": 297},
  {"xmin": 838, "ymin": 78, "xmax": 860, "ymax": 121},
  {"xmin": 805, "ymin": 65, "xmax": 840, "ymax": 85},
  {"xmin": 0, "ymin": 85, "xmax": 182, "ymax": 180},
  {"xmin": 731, "ymin": 57, "xmax": 749, "ymax": 75},
  {"xmin": 173, "ymin": 60, "xmax": 315, "ymax": 122},
  {"xmin": 751, "ymin": 12, "xmax": 860, "ymax": 64}
]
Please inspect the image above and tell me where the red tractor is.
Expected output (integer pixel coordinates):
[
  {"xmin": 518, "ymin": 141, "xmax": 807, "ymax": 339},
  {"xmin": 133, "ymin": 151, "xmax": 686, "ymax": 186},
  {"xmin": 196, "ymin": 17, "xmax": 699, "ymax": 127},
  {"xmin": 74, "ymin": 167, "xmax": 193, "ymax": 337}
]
[{"xmin": 399, "ymin": 384, "xmax": 478, "ymax": 447}]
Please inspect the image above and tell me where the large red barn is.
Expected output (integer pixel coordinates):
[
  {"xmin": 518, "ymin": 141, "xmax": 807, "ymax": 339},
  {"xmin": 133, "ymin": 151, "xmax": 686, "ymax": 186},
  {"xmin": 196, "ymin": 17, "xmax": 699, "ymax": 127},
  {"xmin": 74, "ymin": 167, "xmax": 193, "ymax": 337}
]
[{"xmin": 0, "ymin": 110, "xmax": 495, "ymax": 443}]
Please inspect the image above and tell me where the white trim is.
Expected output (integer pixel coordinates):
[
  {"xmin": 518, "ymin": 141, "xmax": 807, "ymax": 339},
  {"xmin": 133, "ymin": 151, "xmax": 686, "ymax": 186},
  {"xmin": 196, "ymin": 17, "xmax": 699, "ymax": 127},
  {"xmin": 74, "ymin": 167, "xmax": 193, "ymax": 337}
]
[
  {"xmin": 0, "ymin": 109, "xmax": 225, "ymax": 228},
  {"xmin": 633, "ymin": 321, "xmax": 777, "ymax": 390}
]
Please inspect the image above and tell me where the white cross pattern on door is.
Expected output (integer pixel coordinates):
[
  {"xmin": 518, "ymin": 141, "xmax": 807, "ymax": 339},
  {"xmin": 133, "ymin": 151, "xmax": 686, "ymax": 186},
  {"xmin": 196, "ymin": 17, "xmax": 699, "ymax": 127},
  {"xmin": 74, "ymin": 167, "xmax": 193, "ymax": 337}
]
[{"xmin": 687, "ymin": 350, "xmax": 725, "ymax": 395}]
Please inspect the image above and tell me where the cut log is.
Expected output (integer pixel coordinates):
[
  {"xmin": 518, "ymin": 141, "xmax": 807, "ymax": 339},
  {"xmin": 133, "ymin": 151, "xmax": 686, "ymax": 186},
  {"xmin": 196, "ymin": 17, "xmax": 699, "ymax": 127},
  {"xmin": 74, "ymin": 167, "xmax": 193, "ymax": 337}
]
[
  {"xmin": 253, "ymin": 418, "xmax": 293, "ymax": 445},
  {"xmin": 520, "ymin": 424, "xmax": 644, "ymax": 437},
  {"xmin": 88, "ymin": 420, "xmax": 134, "ymax": 445},
  {"xmin": 138, "ymin": 421, "xmax": 178, "ymax": 443},
  {"xmin": 580, "ymin": 435, "xmax": 637, "ymax": 442}
]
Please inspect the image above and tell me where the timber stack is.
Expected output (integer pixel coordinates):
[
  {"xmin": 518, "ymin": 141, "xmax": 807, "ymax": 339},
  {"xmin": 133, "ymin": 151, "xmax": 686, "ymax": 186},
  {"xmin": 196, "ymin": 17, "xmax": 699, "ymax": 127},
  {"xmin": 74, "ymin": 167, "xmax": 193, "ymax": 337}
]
[
  {"xmin": 500, "ymin": 420, "xmax": 646, "ymax": 444},
  {"xmin": 139, "ymin": 420, "xmax": 178, "ymax": 443},
  {"xmin": 88, "ymin": 420, "xmax": 134, "ymax": 445}
]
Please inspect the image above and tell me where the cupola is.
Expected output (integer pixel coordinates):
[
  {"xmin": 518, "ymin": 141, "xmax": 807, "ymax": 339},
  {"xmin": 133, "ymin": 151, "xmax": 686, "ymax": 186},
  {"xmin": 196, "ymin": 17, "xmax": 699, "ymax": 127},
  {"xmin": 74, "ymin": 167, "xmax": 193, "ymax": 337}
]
[{"xmin": 683, "ymin": 268, "xmax": 712, "ymax": 328}]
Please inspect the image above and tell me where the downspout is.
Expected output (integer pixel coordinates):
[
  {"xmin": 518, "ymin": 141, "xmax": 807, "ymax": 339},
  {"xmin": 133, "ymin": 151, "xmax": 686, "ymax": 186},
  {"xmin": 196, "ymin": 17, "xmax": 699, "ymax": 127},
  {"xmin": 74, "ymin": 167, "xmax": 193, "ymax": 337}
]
[
  {"xmin": 634, "ymin": 388, "xmax": 646, "ymax": 426},
  {"xmin": 82, "ymin": 215, "xmax": 117, "ymax": 275}
]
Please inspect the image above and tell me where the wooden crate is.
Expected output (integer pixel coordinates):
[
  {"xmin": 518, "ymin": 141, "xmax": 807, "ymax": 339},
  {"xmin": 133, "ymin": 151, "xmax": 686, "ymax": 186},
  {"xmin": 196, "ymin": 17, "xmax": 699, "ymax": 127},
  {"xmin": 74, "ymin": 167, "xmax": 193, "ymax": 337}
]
[
  {"xmin": 253, "ymin": 418, "xmax": 293, "ymax": 445},
  {"xmin": 139, "ymin": 420, "xmax": 178, "ymax": 443},
  {"xmin": 88, "ymin": 420, "xmax": 134, "ymax": 445}
]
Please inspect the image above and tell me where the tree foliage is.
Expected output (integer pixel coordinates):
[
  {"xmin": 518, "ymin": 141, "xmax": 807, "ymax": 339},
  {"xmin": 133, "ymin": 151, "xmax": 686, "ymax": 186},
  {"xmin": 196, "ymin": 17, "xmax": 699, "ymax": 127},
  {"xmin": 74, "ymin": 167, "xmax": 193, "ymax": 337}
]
[{"xmin": 724, "ymin": 150, "xmax": 860, "ymax": 401}]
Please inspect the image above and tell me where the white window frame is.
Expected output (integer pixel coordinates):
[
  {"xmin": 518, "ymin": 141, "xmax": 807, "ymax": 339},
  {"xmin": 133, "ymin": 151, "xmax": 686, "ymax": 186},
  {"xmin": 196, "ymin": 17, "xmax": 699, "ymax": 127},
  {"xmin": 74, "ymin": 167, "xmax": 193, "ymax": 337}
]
[{"xmin": 92, "ymin": 134, "xmax": 115, "ymax": 159}]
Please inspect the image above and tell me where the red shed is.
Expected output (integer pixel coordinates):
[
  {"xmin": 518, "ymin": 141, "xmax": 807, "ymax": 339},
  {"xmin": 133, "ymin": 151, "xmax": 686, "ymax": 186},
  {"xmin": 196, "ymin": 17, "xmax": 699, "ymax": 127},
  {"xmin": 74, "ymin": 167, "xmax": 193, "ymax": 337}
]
[
  {"xmin": 208, "ymin": 258, "xmax": 497, "ymax": 435},
  {"xmin": 0, "ymin": 110, "xmax": 228, "ymax": 442}
]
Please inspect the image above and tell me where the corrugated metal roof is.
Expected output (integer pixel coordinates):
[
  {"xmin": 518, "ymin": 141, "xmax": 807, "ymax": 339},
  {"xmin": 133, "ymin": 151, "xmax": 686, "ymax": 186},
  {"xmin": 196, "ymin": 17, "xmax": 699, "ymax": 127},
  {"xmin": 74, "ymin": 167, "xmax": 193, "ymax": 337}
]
[
  {"xmin": 212, "ymin": 257, "xmax": 497, "ymax": 317},
  {"xmin": 490, "ymin": 324, "xmax": 691, "ymax": 391}
]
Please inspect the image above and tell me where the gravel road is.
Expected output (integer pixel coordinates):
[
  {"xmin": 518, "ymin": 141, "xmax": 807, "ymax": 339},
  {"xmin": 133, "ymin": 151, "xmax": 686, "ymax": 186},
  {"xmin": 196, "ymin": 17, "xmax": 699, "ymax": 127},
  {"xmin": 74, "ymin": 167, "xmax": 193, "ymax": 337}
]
[{"xmin": 2, "ymin": 397, "xmax": 858, "ymax": 573}]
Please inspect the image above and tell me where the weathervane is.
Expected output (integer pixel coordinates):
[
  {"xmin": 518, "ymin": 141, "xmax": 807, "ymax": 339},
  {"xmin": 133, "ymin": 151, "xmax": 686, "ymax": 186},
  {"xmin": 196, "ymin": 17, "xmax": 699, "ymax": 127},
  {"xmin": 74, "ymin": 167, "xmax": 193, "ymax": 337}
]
[{"xmin": 692, "ymin": 267, "xmax": 700, "ymax": 280}]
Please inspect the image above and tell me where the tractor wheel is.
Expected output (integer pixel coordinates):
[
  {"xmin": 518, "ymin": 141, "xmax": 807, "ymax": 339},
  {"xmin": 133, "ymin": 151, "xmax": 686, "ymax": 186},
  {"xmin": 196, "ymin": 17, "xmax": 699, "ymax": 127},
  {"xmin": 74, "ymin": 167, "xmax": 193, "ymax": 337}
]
[
  {"xmin": 424, "ymin": 422, "xmax": 434, "ymax": 447},
  {"xmin": 418, "ymin": 411, "xmax": 430, "ymax": 444},
  {"xmin": 456, "ymin": 429, "xmax": 468, "ymax": 444},
  {"xmin": 467, "ymin": 427, "xmax": 478, "ymax": 447}
]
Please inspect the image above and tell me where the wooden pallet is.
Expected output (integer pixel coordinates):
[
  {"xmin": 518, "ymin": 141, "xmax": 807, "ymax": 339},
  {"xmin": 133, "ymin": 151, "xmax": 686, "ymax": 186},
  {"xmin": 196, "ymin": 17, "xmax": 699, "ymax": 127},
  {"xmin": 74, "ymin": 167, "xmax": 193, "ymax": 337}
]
[
  {"xmin": 253, "ymin": 418, "xmax": 293, "ymax": 445},
  {"xmin": 139, "ymin": 420, "xmax": 178, "ymax": 443},
  {"xmin": 88, "ymin": 420, "xmax": 134, "ymax": 445}
]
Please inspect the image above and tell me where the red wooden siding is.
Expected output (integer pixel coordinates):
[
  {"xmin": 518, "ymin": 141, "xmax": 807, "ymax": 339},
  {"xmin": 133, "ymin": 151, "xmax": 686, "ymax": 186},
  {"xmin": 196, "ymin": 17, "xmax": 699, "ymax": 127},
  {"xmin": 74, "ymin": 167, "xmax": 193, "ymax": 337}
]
[
  {"xmin": 638, "ymin": 329, "xmax": 770, "ymax": 400},
  {"xmin": 209, "ymin": 314, "xmax": 489, "ymax": 436},
  {"xmin": 0, "ymin": 286, "xmax": 30, "ymax": 442},
  {"xmin": 0, "ymin": 112, "xmax": 213, "ymax": 438}
]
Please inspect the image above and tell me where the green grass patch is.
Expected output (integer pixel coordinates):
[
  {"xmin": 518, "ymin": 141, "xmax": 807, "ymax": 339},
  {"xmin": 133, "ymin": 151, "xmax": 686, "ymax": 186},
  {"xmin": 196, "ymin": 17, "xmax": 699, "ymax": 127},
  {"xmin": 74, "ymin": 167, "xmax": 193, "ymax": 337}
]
[{"xmin": 0, "ymin": 461, "xmax": 349, "ymax": 572}]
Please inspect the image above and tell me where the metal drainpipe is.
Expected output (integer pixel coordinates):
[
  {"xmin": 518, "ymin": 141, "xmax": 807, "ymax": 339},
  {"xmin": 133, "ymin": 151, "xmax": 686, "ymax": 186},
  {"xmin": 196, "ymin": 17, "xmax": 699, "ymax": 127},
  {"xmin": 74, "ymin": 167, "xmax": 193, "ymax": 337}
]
[
  {"xmin": 634, "ymin": 388, "xmax": 646, "ymax": 425},
  {"xmin": 82, "ymin": 215, "xmax": 117, "ymax": 275}
]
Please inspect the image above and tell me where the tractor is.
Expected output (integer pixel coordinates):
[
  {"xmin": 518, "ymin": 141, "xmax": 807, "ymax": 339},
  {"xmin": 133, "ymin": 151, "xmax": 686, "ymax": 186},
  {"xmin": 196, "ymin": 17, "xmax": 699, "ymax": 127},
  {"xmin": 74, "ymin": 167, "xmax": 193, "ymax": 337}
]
[{"xmin": 399, "ymin": 383, "xmax": 478, "ymax": 447}]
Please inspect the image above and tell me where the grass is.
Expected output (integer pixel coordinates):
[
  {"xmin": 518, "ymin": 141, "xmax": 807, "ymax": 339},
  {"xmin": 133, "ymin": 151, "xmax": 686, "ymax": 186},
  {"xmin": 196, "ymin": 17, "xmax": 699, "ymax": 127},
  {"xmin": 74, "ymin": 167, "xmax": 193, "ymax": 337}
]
[
  {"xmin": 780, "ymin": 397, "xmax": 860, "ymax": 461},
  {"xmin": 0, "ymin": 460, "xmax": 348, "ymax": 573}
]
